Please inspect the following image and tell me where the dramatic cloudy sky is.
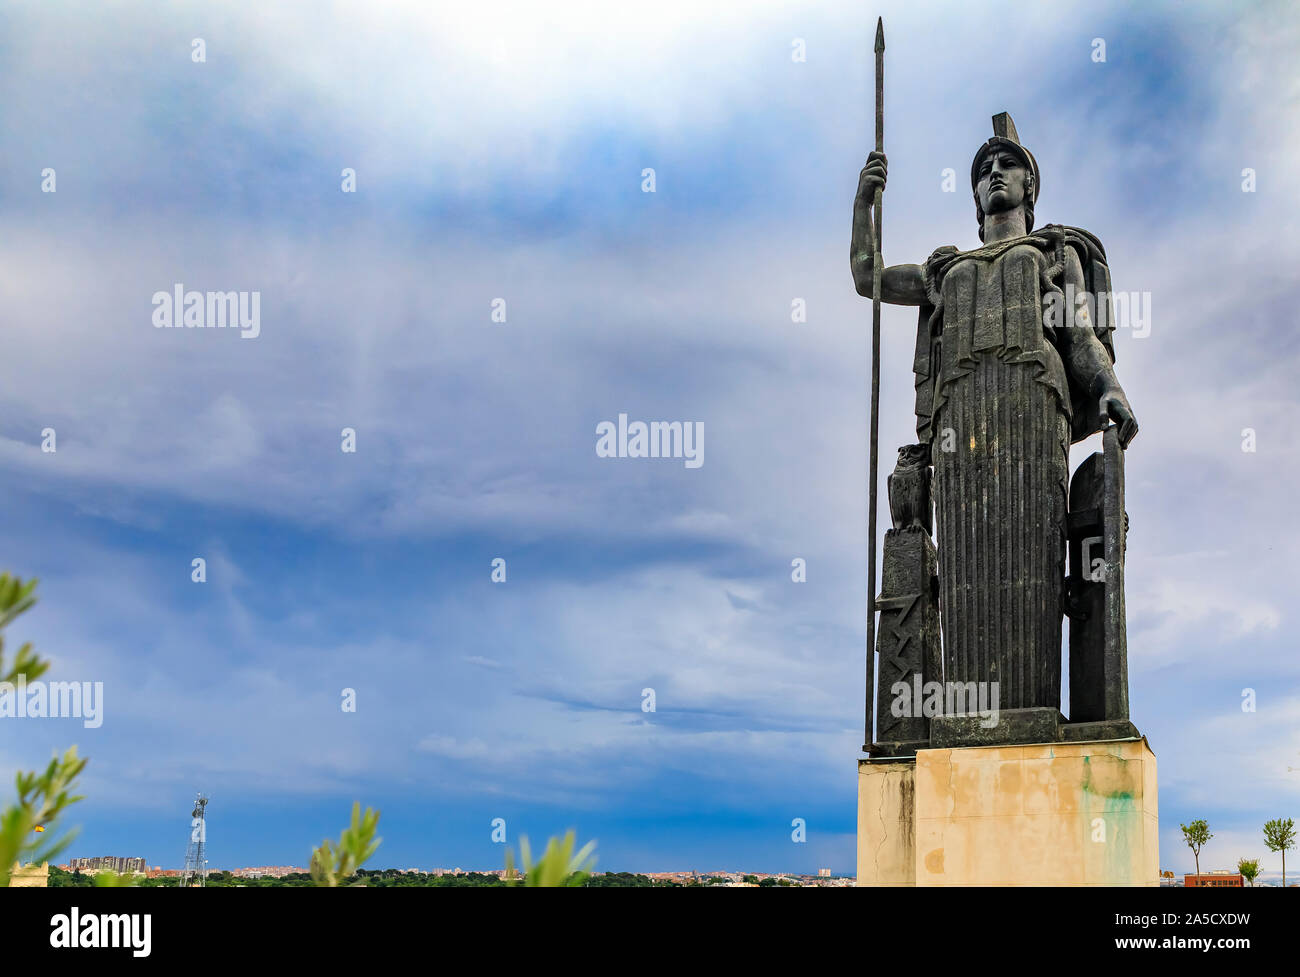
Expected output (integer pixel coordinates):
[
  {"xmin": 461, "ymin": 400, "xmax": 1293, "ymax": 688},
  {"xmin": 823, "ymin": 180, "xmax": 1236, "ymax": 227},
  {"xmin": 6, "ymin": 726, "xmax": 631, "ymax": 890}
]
[{"xmin": 1, "ymin": 0, "xmax": 1297, "ymax": 876}]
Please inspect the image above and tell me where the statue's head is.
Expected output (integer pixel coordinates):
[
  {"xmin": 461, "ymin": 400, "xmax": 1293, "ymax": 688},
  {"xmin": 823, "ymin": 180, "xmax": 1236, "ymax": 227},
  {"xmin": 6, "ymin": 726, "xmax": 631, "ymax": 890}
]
[{"xmin": 971, "ymin": 112, "xmax": 1039, "ymax": 241}]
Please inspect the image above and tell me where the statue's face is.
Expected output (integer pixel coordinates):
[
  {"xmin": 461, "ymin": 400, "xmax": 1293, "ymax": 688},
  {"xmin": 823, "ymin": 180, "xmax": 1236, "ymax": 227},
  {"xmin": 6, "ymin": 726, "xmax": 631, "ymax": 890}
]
[{"xmin": 976, "ymin": 148, "xmax": 1029, "ymax": 216}]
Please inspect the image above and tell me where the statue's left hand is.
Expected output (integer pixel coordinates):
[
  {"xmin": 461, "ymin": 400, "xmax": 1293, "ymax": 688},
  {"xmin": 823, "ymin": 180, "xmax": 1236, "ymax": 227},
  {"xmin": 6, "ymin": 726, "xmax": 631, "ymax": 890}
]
[{"xmin": 1100, "ymin": 387, "xmax": 1139, "ymax": 447}]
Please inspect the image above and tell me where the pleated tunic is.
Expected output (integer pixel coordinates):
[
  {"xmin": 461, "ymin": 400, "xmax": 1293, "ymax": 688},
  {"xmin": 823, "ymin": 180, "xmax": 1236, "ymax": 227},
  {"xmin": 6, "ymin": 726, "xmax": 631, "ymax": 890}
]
[{"xmin": 928, "ymin": 240, "xmax": 1070, "ymax": 711}]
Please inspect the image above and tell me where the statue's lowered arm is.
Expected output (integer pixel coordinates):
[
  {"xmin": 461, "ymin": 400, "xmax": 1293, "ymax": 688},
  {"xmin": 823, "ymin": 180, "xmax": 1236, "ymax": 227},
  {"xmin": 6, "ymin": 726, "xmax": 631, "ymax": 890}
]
[{"xmin": 1058, "ymin": 246, "xmax": 1139, "ymax": 447}]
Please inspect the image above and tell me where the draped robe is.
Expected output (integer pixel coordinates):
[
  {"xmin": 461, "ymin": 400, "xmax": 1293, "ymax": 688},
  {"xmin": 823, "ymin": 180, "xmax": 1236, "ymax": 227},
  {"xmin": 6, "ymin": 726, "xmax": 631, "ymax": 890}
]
[{"xmin": 911, "ymin": 228, "xmax": 1114, "ymax": 711}]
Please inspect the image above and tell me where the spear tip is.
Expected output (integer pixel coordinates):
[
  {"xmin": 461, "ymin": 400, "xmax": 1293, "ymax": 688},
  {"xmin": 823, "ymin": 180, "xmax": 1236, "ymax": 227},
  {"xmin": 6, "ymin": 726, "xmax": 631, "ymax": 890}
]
[{"xmin": 874, "ymin": 16, "xmax": 885, "ymax": 54}]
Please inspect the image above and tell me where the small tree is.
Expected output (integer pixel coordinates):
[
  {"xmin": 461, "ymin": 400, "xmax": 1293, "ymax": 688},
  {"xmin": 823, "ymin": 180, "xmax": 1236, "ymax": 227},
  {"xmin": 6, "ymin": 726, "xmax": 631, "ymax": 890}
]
[
  {"xmin": 1263, "ymin": 818, "xmax": 1296, "ymax": 887},
  {"xmin": 1237, "ymin": 857, "xmax": 1260, "ymax": 887},
  {"xmin": 504, "ymin": 830, "xmax": 596, "ymax": 886},
  {"xmin": 310, "ymin": 802, "xmax": 381, "ymax": 887},
  {"xmin": 1180, "ymin": 820, "xmax": 1212, "ymax": 878},
  {"xmin": 0, "ymin": 575, "xmax": 87, "ymax": 886}
]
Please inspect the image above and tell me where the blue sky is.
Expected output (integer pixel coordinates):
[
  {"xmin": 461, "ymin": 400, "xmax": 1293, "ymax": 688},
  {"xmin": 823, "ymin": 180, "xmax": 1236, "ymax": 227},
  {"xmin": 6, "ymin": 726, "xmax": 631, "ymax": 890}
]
[{"xmin": 1, "ymin": 0, "xmax": 1298, "ymax": 876}]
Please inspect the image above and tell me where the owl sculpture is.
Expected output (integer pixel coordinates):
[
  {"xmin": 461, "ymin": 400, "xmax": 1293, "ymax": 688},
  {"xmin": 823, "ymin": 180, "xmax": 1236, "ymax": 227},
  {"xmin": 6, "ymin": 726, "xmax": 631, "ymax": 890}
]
[{"xmin": 888, "ymin": 443, "xmax": 932, "ymax": 534}]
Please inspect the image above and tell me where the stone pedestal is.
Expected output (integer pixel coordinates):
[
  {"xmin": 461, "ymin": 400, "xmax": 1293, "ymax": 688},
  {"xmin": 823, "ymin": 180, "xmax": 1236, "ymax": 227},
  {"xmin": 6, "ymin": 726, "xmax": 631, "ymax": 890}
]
[
  {"xmin": 857, "ymin": 738, "xmax": 1158, "ymax": 886},
  {"xmin": 856, "ymin": 758, "xmax": 916, "ymax": 886}
]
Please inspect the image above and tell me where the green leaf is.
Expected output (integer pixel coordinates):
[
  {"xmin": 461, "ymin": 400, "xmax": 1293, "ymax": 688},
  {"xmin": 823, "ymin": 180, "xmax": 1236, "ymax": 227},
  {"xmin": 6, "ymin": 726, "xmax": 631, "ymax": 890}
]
[{"xmin": 310, "ymin": 802, "xmax": 382, "ymax": 887}]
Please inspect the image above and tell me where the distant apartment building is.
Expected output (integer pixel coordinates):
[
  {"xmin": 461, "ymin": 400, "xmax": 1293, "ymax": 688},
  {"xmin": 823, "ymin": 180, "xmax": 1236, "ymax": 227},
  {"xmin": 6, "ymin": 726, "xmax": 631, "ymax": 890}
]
[
  {"xmin": 230, "ymin": 866, "xmax": 305, "ymax": 879},
  {"xmin": 69, "ymin": 856, "xmax": 146, "ymax": 875},
  {"xmin": 1184, "ymin": 870, "xmax": 1243, "ymax": 887},
  {"xmin": 817, "ymin": 868, "xmax": 832, "ymax": 878}
]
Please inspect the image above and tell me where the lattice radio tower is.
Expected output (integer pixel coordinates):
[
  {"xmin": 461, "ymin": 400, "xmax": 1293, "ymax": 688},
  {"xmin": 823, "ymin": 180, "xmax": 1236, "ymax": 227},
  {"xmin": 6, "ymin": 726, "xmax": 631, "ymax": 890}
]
[{"xmin": 180, "ymin": 793, "xmax": 209, "ymax": 887}]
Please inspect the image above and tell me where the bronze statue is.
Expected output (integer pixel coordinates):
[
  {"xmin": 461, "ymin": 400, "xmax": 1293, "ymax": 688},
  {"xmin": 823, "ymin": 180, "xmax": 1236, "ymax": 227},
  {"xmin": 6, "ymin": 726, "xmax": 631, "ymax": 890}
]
[{"xmin": 854, "ymin": 111, "xmax": 1139, "ymax": 751}]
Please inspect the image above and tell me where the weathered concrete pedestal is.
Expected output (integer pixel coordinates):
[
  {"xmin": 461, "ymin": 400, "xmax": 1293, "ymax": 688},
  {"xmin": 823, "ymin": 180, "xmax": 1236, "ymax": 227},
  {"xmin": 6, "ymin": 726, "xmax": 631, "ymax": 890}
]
[{"xmin": 857, "ymin": 739, "xmax": 1158, "ymax": 886}]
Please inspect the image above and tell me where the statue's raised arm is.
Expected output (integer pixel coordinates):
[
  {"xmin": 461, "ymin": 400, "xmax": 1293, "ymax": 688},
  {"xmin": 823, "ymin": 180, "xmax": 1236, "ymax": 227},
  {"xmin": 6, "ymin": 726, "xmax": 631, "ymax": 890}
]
[{"xmin": 850, "ymin": 151, "xmax": 926, "ymax": 305}]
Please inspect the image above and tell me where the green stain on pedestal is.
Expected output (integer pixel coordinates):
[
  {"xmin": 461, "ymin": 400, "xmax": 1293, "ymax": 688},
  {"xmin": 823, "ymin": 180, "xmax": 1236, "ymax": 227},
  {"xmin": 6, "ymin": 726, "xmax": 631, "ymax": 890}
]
[{"xmin": 1082, "ymin": 754, "xmax": 1138, "ymax": 876}]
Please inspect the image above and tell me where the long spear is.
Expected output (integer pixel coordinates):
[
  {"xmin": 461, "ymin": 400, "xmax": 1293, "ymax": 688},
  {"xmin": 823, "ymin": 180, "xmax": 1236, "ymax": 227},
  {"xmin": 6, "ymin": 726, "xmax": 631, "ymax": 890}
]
[{"xmin": 864, "ymin": 16, "xmax": 884, "ymax": 752}]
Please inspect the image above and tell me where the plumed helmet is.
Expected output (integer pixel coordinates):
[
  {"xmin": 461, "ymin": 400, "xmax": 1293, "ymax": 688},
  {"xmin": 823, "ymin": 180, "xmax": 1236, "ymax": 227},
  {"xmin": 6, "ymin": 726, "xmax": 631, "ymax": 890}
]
[{"xmin": 971, "ymin": 112, "xmax": 1040, "ymax": 238}]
